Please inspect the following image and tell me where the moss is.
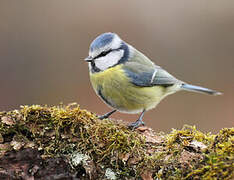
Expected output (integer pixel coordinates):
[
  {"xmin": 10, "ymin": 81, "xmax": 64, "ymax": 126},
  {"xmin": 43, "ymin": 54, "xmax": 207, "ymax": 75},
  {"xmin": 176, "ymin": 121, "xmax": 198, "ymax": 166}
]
[
  {"xmin": 185, "ymin": 128, "xmax": 234, "ymax": 180},
  {"xmin": 0, "ymin": 104, "xmax": 233, "ymax": 179}
]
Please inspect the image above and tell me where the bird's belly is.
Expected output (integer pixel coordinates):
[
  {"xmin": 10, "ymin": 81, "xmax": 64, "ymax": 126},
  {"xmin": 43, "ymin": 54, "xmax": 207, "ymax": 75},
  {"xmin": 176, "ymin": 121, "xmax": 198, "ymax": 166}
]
[{"xmin": 90, "ymin": 65, "xmax": 167, "ymax": 114}]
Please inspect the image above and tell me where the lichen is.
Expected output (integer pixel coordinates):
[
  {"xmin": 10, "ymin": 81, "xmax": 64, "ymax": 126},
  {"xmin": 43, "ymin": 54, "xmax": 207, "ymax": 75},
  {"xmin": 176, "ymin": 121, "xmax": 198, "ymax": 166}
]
[
  {"xmin": 105, "ymin": 168, "xmax": 117, "ymax": 180},
  {"xmin": 71, "ymin": 152, "xmax": 90, "ymax": 167},
  {"xmin": 0, "ymin": 104, "xmax": 233, "ymax": 179}
]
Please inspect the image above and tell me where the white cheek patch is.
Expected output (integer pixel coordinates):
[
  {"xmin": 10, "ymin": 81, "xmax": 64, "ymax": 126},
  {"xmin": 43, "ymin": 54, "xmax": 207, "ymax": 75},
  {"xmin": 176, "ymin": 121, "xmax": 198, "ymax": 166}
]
[{"xmin": 95, "ymin": 50, "xmax": 124, "ymax": 71}]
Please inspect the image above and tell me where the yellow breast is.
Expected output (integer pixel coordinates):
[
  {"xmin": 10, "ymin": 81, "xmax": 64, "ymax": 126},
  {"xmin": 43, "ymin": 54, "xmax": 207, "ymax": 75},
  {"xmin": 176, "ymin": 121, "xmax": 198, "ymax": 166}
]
[{"xmin": 90, "ymin": 65, "xmax": 166, "ymax": 114}]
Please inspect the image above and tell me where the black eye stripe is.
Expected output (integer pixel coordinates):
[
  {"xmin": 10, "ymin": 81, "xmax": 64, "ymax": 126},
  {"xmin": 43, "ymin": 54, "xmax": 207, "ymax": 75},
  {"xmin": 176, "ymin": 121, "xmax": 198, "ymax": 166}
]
[{"xmin": 94, "ymin": 49, "xmax": 112, "ymax": 59}]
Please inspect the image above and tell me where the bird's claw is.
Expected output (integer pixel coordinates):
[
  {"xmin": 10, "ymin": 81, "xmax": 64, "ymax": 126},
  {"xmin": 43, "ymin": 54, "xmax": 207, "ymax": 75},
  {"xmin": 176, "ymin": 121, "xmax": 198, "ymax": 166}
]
[
  {"xmin": 98, "ymin": 110, "xmax": 117, "ymax": 120},
  {"xmin": 98, "ymin": 115, "xmax": 108, "ymax": 120},
  {"xmin": 128, "ymin": 120, "xmax": 145, "ymax": 130}
]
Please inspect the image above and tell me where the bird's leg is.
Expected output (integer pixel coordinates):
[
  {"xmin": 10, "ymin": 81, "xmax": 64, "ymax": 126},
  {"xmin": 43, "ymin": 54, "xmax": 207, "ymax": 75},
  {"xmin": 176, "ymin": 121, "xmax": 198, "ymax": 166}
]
[
  {"xmin": 98, "ymin": 110, "xmax": 117, "ymax": 120},
  {"xmin": 128, "ymin": 109, "xmax": 146, "ymax": 129}
]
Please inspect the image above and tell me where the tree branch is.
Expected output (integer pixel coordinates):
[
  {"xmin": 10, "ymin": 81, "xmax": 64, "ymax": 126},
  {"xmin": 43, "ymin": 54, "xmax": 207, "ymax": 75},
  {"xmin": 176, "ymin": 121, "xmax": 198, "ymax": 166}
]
[{"xmin": 0, "ymin": 104, "xmax": 233, "ymax": 179}]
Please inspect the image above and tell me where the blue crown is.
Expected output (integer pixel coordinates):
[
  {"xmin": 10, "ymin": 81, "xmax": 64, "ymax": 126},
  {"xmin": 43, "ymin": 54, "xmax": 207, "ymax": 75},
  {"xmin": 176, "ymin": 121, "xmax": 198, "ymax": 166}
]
[{"xmin": 90, "ymin": 32, "xmax": 115, "ymax": 52}]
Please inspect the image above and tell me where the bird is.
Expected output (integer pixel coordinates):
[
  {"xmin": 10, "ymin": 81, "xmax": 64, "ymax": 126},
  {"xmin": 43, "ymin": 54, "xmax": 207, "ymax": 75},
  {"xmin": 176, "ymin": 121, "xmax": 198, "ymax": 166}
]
[{"xmin": 84, "ymin": 32, "xmax": 222, "ymax": 129}]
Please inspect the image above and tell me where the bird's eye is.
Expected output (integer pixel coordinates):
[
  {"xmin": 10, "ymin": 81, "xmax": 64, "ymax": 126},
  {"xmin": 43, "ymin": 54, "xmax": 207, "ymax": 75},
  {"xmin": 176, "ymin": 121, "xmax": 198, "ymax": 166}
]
[{"xmin": 95, "ymin": 49, "xmax": 112, "ymax": 59}]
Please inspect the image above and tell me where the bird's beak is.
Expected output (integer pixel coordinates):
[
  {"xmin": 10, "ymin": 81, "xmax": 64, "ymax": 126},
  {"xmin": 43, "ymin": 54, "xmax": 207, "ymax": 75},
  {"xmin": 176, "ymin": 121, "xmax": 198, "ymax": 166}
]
[{"xmin": 84, "ymin": 56, "xmax": 93, "ymax": 62}]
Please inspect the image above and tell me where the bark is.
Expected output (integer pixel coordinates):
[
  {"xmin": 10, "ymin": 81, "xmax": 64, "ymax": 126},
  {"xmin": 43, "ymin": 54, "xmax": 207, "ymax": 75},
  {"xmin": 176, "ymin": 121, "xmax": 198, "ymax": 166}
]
[{"xmin": 0, "ymin": 104, "xmax": 233, "ymax": 180}]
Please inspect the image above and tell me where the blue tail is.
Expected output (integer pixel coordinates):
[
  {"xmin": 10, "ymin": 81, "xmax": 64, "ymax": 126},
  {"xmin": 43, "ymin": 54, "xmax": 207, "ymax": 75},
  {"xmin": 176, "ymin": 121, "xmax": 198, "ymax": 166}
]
[{"xmin": 181, "ymin": 84, "xmax": 222, "ymax": 95}]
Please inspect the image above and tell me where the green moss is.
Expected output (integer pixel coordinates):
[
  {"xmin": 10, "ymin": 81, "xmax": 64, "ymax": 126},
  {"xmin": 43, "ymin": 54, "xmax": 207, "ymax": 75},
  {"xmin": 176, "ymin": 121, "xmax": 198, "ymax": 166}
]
[
  {"xmin": 0, "ymin": 104, "xmax": 233, "ymax": 179},
  {"xmin": 186, "ymin": 128, "xmax": 234, "ymax": 180}
]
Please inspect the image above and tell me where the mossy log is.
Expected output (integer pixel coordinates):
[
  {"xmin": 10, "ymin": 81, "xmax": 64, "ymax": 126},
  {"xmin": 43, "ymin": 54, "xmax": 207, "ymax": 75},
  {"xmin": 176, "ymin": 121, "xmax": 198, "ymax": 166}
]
[{"xmin": 0, "ymin": 104, "xmax": 233, "ymax": 180}]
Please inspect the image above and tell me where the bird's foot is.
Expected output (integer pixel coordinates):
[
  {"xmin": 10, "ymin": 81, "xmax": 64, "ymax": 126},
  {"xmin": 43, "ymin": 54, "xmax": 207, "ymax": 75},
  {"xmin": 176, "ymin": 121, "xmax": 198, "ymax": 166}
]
[
  {"xmin": 98, "ymin": 110, "xmax": 117, "ymax": 120},
  {"xmin": 128, "ymin": 109, "xmax": 146, "ymax": 130},
  {"xmin": 128, "ymin": 119, "xmax": 145, "ymax": 130}
]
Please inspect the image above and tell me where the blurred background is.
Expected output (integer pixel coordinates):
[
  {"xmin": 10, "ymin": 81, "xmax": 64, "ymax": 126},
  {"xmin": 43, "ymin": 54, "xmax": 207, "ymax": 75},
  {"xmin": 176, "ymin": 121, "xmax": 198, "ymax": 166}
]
[{"xmin": 0, "ymin": 0, "xmax": 233, "ymax": 133}]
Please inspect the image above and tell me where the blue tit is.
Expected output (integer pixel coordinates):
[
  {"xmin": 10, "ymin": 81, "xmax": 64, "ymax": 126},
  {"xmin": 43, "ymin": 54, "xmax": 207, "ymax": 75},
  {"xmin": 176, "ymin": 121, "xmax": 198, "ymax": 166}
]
[{"xmin": 84, "ymin": 32, "xmax": 222, "ymax": 129}]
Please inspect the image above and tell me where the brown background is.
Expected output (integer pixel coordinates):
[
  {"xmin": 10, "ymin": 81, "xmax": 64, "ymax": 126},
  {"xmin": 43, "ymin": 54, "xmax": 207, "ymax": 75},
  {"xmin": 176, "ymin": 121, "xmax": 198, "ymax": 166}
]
[{"xmin": 0, "ymin": 0, "xmax": 233, "ymax": 133}]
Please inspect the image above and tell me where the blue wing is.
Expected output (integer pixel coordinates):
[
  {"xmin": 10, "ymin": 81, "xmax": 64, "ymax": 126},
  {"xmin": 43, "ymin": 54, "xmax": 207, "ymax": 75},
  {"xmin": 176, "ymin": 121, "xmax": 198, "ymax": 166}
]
[{"xmin": 123, "ymin": 62, "xmax": 179, "ymax": 87}]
